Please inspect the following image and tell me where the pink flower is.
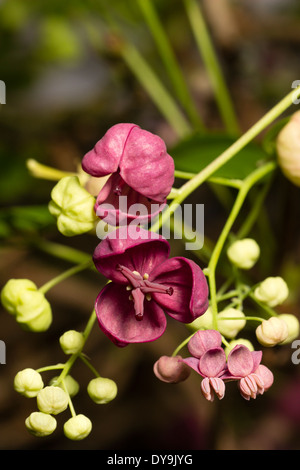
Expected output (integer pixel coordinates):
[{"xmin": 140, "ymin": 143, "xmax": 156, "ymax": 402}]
[
  {"xmin": 153, "ymin": 356, "xmax": 191, "ymax": 383},
  {"xmin": 93, "ymin": 227, "xmax": 209, "ymax": 347},
  {"xmin": 82, "ymin": 123, "xmax": 175, "ymax": 225}
]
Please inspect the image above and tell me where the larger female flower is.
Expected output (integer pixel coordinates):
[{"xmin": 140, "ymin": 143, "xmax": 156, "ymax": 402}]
[
  {"xmin": 82, "ymin": 123, "xmax": 175, "ymax": 225},
  {"xmin": 93, "ymin": 228, "xmax": 209, "ymax": 347}
]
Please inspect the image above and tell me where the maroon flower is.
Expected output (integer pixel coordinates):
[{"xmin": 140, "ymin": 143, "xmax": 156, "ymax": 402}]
[
  {"xmin": 82, "ymin": 123, "xmax": 175, "ymax": 225},
  {"xmin": 93, "ymin": 227, "xmax": 209, "ymax": 347},
  {"xmin": 153, "ymin": 355, "xmax": 191, "ymax": 383}
]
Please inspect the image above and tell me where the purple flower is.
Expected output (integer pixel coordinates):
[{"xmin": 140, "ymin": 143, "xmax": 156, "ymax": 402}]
[
  {"xmin": 93, "ymin": 227, "xmax": 209, "ymax": 347},
  {"xmin": 82, "ymin": 123, "xmax": 175, "ymax": 225}
]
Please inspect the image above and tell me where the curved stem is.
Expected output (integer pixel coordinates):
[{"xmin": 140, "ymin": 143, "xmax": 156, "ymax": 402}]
[{"xmin": 39, "ymin": 260, "xmax": 93, "ymax": 294}]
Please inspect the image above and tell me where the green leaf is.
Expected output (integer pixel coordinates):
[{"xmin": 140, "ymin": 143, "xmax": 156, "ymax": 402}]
[{"xmin": 170, "ymin": 133, "xmax": 272, "ymax": 180}]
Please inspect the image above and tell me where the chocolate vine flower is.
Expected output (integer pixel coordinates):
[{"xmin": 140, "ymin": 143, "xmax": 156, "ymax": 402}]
[
  {"xmin": 82, "ymin": 123, "xmax": 175, "ymax": 225},
  {"xmin": 93, "ymin": 227, "xmax": 209, "ymax": 347}
]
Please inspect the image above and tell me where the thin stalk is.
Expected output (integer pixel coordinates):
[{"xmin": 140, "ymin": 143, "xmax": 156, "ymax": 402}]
[{"xmin": 39, "ymin": 260, "xmax": 93, "ymax": 294}]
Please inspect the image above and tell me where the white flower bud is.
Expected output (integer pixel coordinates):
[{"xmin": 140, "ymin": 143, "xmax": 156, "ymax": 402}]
[
  {"xmin": 48, "ymin": 175, "xmax": 97, "ymax": 236},
  {"xmin": 1, "ymin": 279, "xmax": 36, "ymax": 314},
  {"xmin": 224, "ymin": 338, "xmax": 254, "ymax": 358},
  {"xmin": 87, "ymin": 377, "xmax": 118, "ymax": 404},
  {"xmin": 254, "ymin": 277, "xmax": 289, "ymax": 307},
  {"xmin": 278, "ymin": 314, "xmax": 300, "ymax": 344},
  {"xmin": 187, "ymin": 306, "xmax": 214, "ymax": 331},
  {"xmin": 217, "ymin": 308, "xmax": 246, "ymax": 339},
  {"xmin": 25, "ymin": 412, "xmax": 57, "ymax": 437},
  {"xmin": 227, "ymin": 238, "xmax": 260, "ymax": 269},
  {"xmin": 276, "ymin": 111, "xmax": 300, "ymax": 187},
  {"xmin": 63, "ymin": 414, "xmax": 92, "ymax": 441},
  {"xmin": 256, "ymin": 317, "xmax": 289, "ymax": 347},
  {"xmin": 14, "ymin": 368, "xmax": 44, "ymax": 398},
  {"xmin": 49, "ymin": 375, "xmax": 80, "ymax": 397},
  {"xmin": 37, "ymin": 385, "xmax": 69, "ymax": 415},
  {"xmin": 59, "ymin": 330, "xmax": 85, "ymax": 355}
]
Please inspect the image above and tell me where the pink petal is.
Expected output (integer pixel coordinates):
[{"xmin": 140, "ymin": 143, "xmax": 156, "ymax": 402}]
[
  {"xmin": 187, "ymin": 329, "xmax": 222, "ymax": 358},
  {"xmin": 95, "ymin": 282, "xmax": 167, "ymax": 347},
  {"xmin": 199, "ymin": 347, "xmax": 227, "ymax": 378},
  {"xmin": 149, "ymin": 257, "xmax": 209, "ymax": 323},
  {"xmin": 254, "ymin": 364, "xmax": 274, "ymax": 391},
  {"xmin": 181, "ymin": 357, "xmax": 201, "ymax": 375},
  {"xmin": 153, "ymin": 356, "xmax": 190, "ymax": 383},
  {"xmin": 93, "ymin": 227, "xmax": 170, "ymax": 284},
  {"xmin": 227, "ymin": 345, "xmax": 256, "ymax": 378}
]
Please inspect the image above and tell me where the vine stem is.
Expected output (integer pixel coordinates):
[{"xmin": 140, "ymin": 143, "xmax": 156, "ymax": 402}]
[{"xmin": 38, "ymin": 260, "xmax": 93, "ymax": 294}]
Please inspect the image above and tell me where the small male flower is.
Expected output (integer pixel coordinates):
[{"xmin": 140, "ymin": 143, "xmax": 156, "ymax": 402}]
[
  {"xmin": 14, "ymin": 368, "xmax": 44, "ymax": 398},
  {"xmin": 253, "ymin": 276, "xmax": 289, "ymax": 307},
  {"xmin": 93, "ymin": 227, "xmax": 209, "ymax": 346},
  {"xmin": 81, "ymin": 123, "xmax": 175, "ymax": 225},
  {"xmin": 25, "ymin": 412, "xmax": 57, "ymax": 437},
  {"xmin": 63, "ymin": 414, "xmax": 92, "ymax": 440},
  {"xmin": 59, "ymin": 330, "xmax": 85, "ymax": 355},
  {"xmin": 153, "ymin": 355, "xmax": 190, "ymax": 383},
  {"xmin": 278, "ymin": 314, "xmax": 300, "ymax": 344},
  {"xmin": 276, "ymin": 111, "xmax": 300, "ymax": 187},
  {"xmin": 227, "ymin": 238, "xmax": 260, "ymax": 270},
  {"xmin": 256, "ymin": 317, "xmax": 289, "ymax": 347},
  {"xmin": 87, "ymin": 377, "xmax": 118, "ymax": 404},
  {"xmin": 217, "ymin": 308, "xmax": 246, "ymax": 339},
  {"xmin": 37, "ymin": 386, "xmax": 69, "ymax": 415}
]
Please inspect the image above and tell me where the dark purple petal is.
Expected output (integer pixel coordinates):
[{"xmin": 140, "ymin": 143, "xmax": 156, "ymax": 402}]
[
  {"xmin": 93, "ymin": 227, "xmax": 170, "ymax": 284},
  {"xmin": 227, "ymin": 345, "xmax": 262, "ymax": 378},
  {"xmin": 187, "ymin": 330, "xmax": 222, "ymax": 358},
  {"xmin": 199, "ymin": 348, "xmax": 227, "ymax": 378},
  {"xmin": 120, "ymin": 126, "xmax": 175, "ymax": 203},
  {"xmin": 95, "ymin": 282, "xmax": 167, "ymax": 346},
  {"xmin": 149, "ymin": 257, "xmax": 209, "ymax": 323},
  {"xmin": 82, "ymin": 123, "xmax": 138, "ymax": 177}
]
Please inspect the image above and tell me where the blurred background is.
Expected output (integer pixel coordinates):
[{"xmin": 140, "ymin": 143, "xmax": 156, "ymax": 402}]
[{"xmin": 1, "ymin": 0, "xmax": 300, "ymax": 450}]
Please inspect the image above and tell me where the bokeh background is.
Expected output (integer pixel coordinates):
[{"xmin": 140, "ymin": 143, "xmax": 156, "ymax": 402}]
[{"xmin": 1, "ymin": 0, "xmax": 300, "ymax": 450}]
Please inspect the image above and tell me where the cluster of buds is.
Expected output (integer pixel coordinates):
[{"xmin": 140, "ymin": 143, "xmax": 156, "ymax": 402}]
[
  {"xmin": 1, "ymin": 279, "xmax": 52, "ymax": 332},
  {"xmin": 227, "ymin": 238, "xmax": 260, "ymax": 270}
]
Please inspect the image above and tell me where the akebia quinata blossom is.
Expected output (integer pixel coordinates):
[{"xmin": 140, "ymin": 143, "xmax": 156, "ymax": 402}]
[
  {"xmin": 92, "ymin": 227, "xmax": 209, "ymax": 347},
  {"xmin": 81, "ymin": 123, "xmax": 175, "ymax": 225}
]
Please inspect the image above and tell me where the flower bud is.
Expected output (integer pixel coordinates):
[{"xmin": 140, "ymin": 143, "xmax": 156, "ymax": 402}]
[
  {"xmin": 14, "ymin": 368, "xmax": 44, "ymax": 398},
  {"xmin": 224, "ymin": 338, "xmax": 254, "ymax": 358},
  {"xmin": 48, "ymin": 175, "xmax": 97, "ymax": 236},
  {"xmin": 217, "ymin": 308, "xmax": 246, "ymax": 339},
  {"xmin": 49, "ymin": 375, "xmax": 80, "ymax": 397},
  {"xmin": 153, "ymin": 355, "xmax": 190, "ymax": 383},
  {"xmin": 1, "ymin": 279, "xmax": 52, "ymax": 332},
  {"xmin": 227, "ymin": 238, "xmax": 260, "ymax": 269},
  {"xmin": 59, "ymin": 330, "xmax": 85, "ymax": 355},
  {"xmin": 37, "ymin": 385, "xmax": 69, "ymax": 415},
  {"xmin": 278, "ymin": 314, "xmax": 300, "ymax": 344},
  {"xmin": 276, "ymin": 111, "xmax": 300, "ymax": 187},
  {"xmin": 187, "ymin": 306, "xmax": 214, "ymax": 331},
  {"xmin": 63, "ymin": 414, "xmax": 92, "ymax": 440},
  {"xmin": 254, "ymin": 277, "xmax": 289, "ymax": 307},
  {"xmin": 87, "ymin": 377, "xmax": 118, "ymax": 404},
  {"xmin": 256, "ymin": 317, "xmax": 289, "ymax": 347},
  {"xmin": 25, "ymin": 412, "xmax": 57, "ymax": 437}
]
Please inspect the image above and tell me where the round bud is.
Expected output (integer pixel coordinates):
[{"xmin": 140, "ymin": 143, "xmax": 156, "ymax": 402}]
[
  {"xmin": 224, "ymin": 338, "xmax": 254, "ymax": 358},
  {"xmin": 276, "ymin": 111, "xmax": 300, "ymax": 187},
  {"xmin": 254, "ymin": 277, "xmax": 289, "ymax": 307},
  {"xmin": 153, "ymin": 355, "xmax": 190, "ymax": 383},
  {"xmin": 87, "ymin": 377, "xmax": 118, "ymax": 404},
  {"xmin": 25, "ymin": 411, "xmax": 57, "ymax": 437},
  {"xmin": 256, "ymin": 317, "xmax": 289, "ymax": 347},
  {"xmin": 217, "ymin": 308, "xmax": 246, "ymax": 339},
  {"xmin": 63, "ymin": 414, "xmax": 92, "ymax": 441},
  {"xmin": 14, "ymin": 368, "xmax": 44, "ymax": 398},
  {"xmin": 49, "ymin": 375, "xmax": 80, "ymax": 397},
  {"xmin": 187, "ymin": 306, "xmax": 214, "ymax": 331},
  {"xmin": 278, "ymin": 314, "xmax": 300, "ymax": 344},
  {"xmin": 37, "ymin": 385, "xmax": 69, "ymax": 415},
  {"xmin": 59, "ymin": 330, "xmax": 85, "ymax": 355},
  {"xmin": 48, "ymin": 175, "xmax": 97, "ymax": 236},
  {"xmin": 227, "ymin": 238, "xmax": 260, "ymax": 269},
  {"xmin": 1, "ymin": 279, "xmax": 37, "ymax": 315}
]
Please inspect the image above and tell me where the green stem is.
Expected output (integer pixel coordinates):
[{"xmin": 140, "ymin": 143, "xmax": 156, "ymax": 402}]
[
  {"xmin": 183, "ymin": 0, "xmax": 239, "ymax": 135},
  {"xmin": 79, "ymin": 354, "xmax": 101, "ymax": 378},
  {"xmin": 32, "ymin": 238, "xmax": 92, "ymax": 265},
  {"xmin": 39, "ymin": 260, "xmax": 93, "ymax": 294},
  {"xmin": 172, "ymin": 332, "xmax": 195, "ymax": 357}
]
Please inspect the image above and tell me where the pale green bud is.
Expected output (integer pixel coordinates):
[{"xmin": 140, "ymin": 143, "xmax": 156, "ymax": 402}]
[
  {"xmin": 278, "ymin": 314, "xmax": 300, "ymax": 344},
  {"xmin": 59, "ymin": 330, "xmax": 85, "ymax": 355},
  {"xmin": 48, "ymin": 175, "xmax": 96, "ymax": 236},
  {"xmin": 227, "ymin": 238, "xmax": 260, "ymax": 269},
  {"xmin": 217, "ymin": 308, "xmax": 246, "ymax": 339},
  {"xmin": 1, "ymin": 279, "xmax": 52, "ymax": 332},
  {"xmin": 87, "ymin": 377, "xmax": 118, "ymax": 404},
  {"xmin": 14, "ymin": 368, "xmax": 44, "ymax": 398},
  {"xmin": 256, "ymin": 317, "xmax": 289, "ymax": 347},
  {"xmin": 37, "ymin": 385, "xmax": 69, "ymax": 415},
  {"xmin": 25, "ymin": 411, "xmax": 57, "ymax": 437},
  {"xmin": 224, "ymin": 338, "xmax": 254, "ymax": 358},
  {"xmin": 254, "ymin": 277, "xmax": 289, "ymax": 307},
  {"xmin": 187, "ymin": 306, "xmax": 214, "ymax": 331},
  {"xmin": 49, "ymin": 375, "xmax": 80, "ymax": 397},
  {"xmin": 276, "ymin": 111, "xmax": 300, "ymax": 187},
  {"xmin": 63, "ymin": 414, "xmax": 92, "ymax": 441}
]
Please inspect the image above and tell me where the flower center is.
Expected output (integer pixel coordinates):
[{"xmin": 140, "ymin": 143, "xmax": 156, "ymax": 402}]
[
  {"xmin": 113, "ymin": 173, "xmax": 126, "ymax": 196},
  {"xmin": 116, "ymin": 264, "xmax": 173, "ymax": 321}
]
